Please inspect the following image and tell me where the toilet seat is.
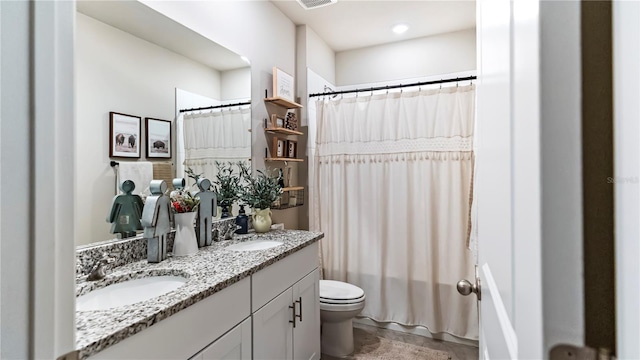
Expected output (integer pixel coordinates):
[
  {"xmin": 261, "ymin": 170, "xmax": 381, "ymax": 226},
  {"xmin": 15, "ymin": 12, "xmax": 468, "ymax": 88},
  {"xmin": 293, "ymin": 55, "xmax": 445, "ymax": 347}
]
[{"xmin": 319, "ymin": 280, "xmax": 366, "ymax": 305}]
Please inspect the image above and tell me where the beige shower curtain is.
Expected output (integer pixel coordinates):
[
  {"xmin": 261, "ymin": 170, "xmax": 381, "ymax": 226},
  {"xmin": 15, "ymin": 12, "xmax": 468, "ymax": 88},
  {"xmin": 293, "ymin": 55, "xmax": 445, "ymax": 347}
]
[
  {"xmin": 311, "ymin": 86, "xmax": 478, "ymax": 339},
  {"xmin": 181, "ymin": 107, "xmax": 251, "ymax": 182}
]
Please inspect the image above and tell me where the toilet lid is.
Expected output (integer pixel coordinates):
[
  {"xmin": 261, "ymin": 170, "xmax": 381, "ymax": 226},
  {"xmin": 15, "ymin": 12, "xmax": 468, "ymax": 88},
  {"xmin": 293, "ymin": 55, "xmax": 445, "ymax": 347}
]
[{"xmin": 319, "ymin": 280, "xmax": 365, "ymax": 301}]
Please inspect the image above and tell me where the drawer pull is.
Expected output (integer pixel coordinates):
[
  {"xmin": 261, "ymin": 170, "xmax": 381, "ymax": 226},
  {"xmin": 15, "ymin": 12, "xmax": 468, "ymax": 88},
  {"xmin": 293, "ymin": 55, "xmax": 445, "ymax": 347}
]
[
  {"xmin": 295, "ymin": 297, "xmax": 302, "ymax": 322},
  {"xmin": 289, "ymin": 304, "xmax": 296, "ymax": 328}
]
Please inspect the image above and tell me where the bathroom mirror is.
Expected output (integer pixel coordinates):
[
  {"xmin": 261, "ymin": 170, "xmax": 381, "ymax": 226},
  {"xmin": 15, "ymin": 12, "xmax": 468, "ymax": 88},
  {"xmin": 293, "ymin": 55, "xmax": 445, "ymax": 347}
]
[{"xmin": 75, "ymin": 0, "xmax": 251, "ymax": 246}]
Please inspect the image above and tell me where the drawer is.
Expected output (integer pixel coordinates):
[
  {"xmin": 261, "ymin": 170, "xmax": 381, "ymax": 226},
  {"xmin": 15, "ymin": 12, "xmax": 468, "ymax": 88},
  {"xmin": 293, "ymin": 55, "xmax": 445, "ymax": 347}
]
[{"xmin": 252, "ymin": 242, "xmax": 318, "ymax": 311}]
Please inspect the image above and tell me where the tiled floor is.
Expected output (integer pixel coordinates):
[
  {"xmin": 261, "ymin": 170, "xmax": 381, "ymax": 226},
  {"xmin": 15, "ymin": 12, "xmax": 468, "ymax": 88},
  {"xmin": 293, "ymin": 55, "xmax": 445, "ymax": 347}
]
[{"xmin": 322, "ymin": 323, "xmax": 479, "ymax": 360}]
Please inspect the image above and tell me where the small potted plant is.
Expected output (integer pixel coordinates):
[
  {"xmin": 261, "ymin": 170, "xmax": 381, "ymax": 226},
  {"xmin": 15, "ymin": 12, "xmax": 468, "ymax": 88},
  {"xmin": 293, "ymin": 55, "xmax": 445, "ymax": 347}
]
[
  {"xmin": 238, "ymin": 163, "xmax": 283, "ymax": 233},
  {"xmin": 213, "ymin": 161, "xmax": 241, "ymax": 218}
]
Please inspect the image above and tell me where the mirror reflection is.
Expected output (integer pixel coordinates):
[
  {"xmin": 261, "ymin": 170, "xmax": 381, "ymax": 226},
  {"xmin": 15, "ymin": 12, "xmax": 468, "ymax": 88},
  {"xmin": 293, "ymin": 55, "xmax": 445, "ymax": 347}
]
[{"xmin": 75, "ymin": 1, "xmax": 251, "ymax": 246}]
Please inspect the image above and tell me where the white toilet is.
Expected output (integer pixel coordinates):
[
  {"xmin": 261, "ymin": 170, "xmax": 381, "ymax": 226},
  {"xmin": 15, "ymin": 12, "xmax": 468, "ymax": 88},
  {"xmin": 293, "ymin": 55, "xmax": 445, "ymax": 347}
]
[{"xmin": 319, "ymin": 280, "xmax": 366, "ymax": 357}]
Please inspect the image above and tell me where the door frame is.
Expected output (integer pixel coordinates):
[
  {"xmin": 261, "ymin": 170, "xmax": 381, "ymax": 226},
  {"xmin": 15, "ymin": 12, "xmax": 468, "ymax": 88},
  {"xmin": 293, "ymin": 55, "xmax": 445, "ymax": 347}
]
[{"xmin": 0, "ymin": 1, "xmax": 76, "ymax": 358}]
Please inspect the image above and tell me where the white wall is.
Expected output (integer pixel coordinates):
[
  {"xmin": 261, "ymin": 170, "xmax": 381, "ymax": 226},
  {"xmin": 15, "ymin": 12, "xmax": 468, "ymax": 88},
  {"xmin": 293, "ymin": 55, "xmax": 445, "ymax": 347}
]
[
  {"xmin": 336, "ymin": 29, "xmax": 476, "ymax": 86},
  {"xmin": 142, "ymin": 1, "xmax": 299, "ymax": 228},
  {"xmin": 75, "ymin": 12, "xmax": 222, "ymax": 245},
  {"xmin": 305, "ymin": 26, "xmax": 336, "ymax": 88},
  {"xmin": 294, "ymin": 25, "xmax": 336, "ymax": 230},
  {"xmin": 221, "ymin": 67, "xmax": 251, "ymax": 101},
  {"xmin": 142, "ymin": 1, "xmax": 295, "ymax": 169}
]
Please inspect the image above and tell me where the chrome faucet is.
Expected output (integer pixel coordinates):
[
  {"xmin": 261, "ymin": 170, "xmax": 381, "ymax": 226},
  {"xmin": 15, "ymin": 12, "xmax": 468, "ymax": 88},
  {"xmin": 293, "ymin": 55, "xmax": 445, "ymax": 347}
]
[
  {"xmin": 86, "ymin": 253, "xmax": 116, "ymax": 281},
  {"xmin": 221, "ymin": 223, "xmax": 241, "ymax": 240}
]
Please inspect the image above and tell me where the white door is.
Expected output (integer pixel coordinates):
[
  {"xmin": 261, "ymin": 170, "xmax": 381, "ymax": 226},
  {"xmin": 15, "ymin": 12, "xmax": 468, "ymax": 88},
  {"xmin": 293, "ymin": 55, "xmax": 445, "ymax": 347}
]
[
  {"xmin": 293, "ymin": 269, "xmax": 320, "ymax": 360},
  {"xmin": 613, "ymin": 2, "xmax": 640, "ymax": 359},
  {"xmin": 253, "ymin": 288, "xmax": 294, "ymax": 360},
  {"xmin": 471, "ymin": 0, "xmax": 584, "ymax": 359},
  {"xmin": 474, "ymin": 1, "xmax": 523, "ymax": 357}
]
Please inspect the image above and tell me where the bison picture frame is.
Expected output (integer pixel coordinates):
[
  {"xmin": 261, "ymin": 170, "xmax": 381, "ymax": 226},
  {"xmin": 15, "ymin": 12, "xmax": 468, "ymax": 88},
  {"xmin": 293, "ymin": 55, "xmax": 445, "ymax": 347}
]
[
  {"xmin": 145, "ymin": 118, "xmax": 171, "ymax": 159},
  {"xmin": 110, "ymin": 112, "xmax": 141, "ymax": 158}
]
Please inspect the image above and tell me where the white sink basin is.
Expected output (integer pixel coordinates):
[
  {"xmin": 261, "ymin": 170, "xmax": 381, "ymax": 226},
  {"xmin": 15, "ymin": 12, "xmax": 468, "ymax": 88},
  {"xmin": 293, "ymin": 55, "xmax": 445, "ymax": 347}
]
[
  {"xmin": 76, "ymin": 275, "xmax": 187, "ymax": 311},
  {"xmin": 226, "ymin": 240, "xmax": 283, "ymax": 251}
]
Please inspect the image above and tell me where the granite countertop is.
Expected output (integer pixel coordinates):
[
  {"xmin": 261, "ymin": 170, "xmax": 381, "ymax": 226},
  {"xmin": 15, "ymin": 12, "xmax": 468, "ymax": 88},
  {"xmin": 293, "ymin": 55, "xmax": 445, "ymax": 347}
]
[{"xmin": 75, "ymin": 229, "xmax": 323, "ymax": 359}]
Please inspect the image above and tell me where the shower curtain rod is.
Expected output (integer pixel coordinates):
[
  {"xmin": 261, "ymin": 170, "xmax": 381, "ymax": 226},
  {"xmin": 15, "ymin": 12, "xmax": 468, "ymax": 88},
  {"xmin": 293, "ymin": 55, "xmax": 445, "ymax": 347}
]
[
  {"xmin": 179, "ymin": 100, "xmax": 251, "ymax": 113},
  {"xmin": 308, "ymin": 75, "xmax": 477, "ymax": 98}
]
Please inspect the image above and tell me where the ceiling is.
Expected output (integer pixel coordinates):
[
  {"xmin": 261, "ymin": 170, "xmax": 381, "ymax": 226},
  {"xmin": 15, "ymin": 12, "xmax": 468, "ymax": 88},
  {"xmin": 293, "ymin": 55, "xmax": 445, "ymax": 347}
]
[
  {"xmin": 77, "ymin": 1, "xmax": 249, "ymax": 71},
  {"xmin": 271, "ymin": 0, "xmax": 476, "ymax": 52}
]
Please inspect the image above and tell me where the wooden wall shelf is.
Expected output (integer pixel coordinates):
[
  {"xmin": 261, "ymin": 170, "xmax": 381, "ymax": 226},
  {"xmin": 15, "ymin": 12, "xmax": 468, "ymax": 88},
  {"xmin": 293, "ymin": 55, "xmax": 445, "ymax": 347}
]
[
  {"xmin": 265, "ymin": 127, "xmax": 304, "ymax": 136},
  {"xmin": 282, "ymin": 186, "xmax": 304, "ymax": 191},
  {"xmin": 264, "ymin": 97, "xmax": 302, "ymax": 109},
  {"xmin": 271, "ymin": 204, "xmax": 303, "ymax": 210},
  {"xmin": 265, "ymin": 157, "xmax": 303, "ymax": 162}
]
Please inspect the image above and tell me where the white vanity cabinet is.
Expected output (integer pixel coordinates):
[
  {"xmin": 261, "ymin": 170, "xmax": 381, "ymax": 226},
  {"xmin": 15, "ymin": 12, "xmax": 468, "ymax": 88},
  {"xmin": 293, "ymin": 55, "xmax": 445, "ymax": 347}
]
[
  {"xmin": 190, "ymin": 317, "xmax": 252, "ymax": 360},
  {"xmin": 252, "ymin": 243, "xmax": 321, "ymax": 360},
  {"xmin": 88, "ymin": 277, "xmax": 251, "ymax": 360},
  {"xmin": 85, "ymin": 241, "xmax": 321, "ymax": 360}
]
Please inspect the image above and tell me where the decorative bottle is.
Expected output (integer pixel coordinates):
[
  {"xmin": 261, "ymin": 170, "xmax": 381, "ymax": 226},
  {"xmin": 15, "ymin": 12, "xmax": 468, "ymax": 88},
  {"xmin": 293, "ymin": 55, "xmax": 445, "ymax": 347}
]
[{"xmin": 235, "ymin": 205, "xmax": 249, "ymax": 234}]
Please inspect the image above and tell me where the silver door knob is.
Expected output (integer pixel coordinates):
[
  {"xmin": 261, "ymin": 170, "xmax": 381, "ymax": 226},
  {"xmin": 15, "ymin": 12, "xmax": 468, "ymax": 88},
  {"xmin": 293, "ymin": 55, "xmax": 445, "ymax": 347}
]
[{"xmin": 457, "ymin": 278, "xmax": 481, "ymax": 300}]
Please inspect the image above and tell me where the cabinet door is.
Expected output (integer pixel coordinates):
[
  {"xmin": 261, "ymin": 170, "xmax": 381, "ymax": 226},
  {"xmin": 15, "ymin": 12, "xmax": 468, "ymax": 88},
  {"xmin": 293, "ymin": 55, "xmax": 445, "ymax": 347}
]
[
  {"xmin": 253, "ymin": 288, "xmax": 294, "ymax": 360},
  {"xmin": 293, "ymin": 269, "xmax": 320, "ymax": 360},
  {"xmin": 195, "ymin": 317, "xmax": 251, "ymax": 360}
]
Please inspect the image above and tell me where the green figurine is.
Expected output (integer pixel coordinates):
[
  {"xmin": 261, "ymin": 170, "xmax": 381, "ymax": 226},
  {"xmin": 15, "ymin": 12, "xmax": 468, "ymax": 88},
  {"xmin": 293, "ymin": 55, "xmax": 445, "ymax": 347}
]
[{"xmin": 107, "ymin": 180, "xmax": 144, "ymax": 238}]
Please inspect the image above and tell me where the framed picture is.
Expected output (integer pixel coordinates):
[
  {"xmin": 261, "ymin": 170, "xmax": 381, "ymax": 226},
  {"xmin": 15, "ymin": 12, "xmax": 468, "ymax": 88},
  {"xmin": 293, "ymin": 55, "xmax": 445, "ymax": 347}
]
[
  {"xmin": 272, "ymin": 138, "xmax": 285, "ymax": 158},
  {"xmin": 273, "ymin": 67, "xmax": 294, "ymax": 101},
  {"xmin": 270, "ymin": 114, "xmax": 285, "ymax": 128},
  {"xmin": 145, "ymin": 118, "xmax": 172, "ymax": 159},
  {"xmin": 286, "ymin": 140, "xmax": 297, "ymax": 158},
  {"xmin": 109, "ymin": 112, "xmax": 141, "ymax": 158}
]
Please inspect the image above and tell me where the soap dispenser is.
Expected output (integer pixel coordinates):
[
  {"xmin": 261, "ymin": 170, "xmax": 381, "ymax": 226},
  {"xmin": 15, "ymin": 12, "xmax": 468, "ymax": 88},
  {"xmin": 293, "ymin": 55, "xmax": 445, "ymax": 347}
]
[{"xmin": 235, "ymin": 205, "xmax": 249, "ymax": 234}]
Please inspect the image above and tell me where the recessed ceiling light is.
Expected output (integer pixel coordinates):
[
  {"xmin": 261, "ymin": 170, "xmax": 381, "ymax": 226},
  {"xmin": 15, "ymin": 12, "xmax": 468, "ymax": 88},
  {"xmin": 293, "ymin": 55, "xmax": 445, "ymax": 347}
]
[{"xmin": 392, "ymin": 24, "xmax": 409, "ymax": 34}]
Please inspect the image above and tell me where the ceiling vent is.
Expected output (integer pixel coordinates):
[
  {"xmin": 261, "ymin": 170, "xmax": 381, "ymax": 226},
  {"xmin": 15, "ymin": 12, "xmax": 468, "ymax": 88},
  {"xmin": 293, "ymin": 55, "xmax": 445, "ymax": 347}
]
[{"xmin": 296, "ymin": 0, "xmax": 337, "ymax": 10}]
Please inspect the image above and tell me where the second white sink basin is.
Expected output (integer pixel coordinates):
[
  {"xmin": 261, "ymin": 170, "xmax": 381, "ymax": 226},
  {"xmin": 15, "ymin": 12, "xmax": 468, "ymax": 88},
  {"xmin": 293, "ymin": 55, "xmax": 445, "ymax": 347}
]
[
  {"xmin": 77, "ymin": 275, "xmax": 187, "ymax": 311},
  {"xmin": 226, "ymin": 240, "xmax": 283, "ymax": 251}
]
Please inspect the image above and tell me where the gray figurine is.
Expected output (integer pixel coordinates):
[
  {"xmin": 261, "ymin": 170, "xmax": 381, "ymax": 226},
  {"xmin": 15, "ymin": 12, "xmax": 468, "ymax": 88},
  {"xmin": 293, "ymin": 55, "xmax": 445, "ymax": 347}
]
[
  {"xmin": 195, "ymin": 178, "xmax": 217, "ymax": 247},
  {"xmin": 141, "ymin": 180, "xmax": 174, "ymax": 263},
  {"xmin": 107, "ymin": 180, "xmax": 144, "ymax": 238},
  {"xmin": 172, "ymin": 177, "xmax": 186, "ymax": 192}
]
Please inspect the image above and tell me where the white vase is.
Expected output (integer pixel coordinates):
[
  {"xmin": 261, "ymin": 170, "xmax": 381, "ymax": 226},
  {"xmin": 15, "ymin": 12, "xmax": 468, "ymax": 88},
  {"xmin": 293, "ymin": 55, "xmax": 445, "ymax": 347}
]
[
  {"xmin": 252, "ymin": 208, "xmax": 272, "ymax": 233},
  {"xmin": 173, "ymin": 212, "xmax": 198, "ymax": 256}
]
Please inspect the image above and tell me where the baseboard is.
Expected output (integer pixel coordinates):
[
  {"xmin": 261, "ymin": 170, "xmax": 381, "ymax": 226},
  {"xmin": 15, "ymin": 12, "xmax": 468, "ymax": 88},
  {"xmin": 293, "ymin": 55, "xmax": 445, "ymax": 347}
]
[{"xmin": 354, "ymin": 317, "xmax": 479, "ymax": 348}]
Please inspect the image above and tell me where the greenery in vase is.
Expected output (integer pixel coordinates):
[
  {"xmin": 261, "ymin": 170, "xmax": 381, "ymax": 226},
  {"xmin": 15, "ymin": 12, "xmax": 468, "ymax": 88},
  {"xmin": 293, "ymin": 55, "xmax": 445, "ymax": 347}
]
[
  {"xmin": 213, "ymin": 161, "xmax": 241, "ymax": 207},
  {"xmin": 185, "ymin": 167, "xmax": 203, "ymax": 186},
  {"xmin": 238, "ymin": 162, "xmax": 283, "ymax": 210}
]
